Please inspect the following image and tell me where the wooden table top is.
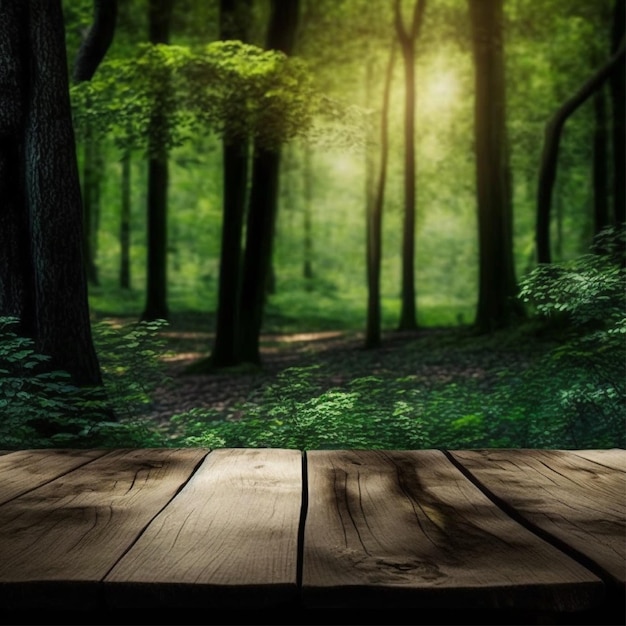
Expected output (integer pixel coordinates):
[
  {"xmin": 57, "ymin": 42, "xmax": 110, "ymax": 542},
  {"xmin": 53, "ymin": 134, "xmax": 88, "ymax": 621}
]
[{"xmin": 0, "ymin": 447, "xmax": 623, "ymax": 622}]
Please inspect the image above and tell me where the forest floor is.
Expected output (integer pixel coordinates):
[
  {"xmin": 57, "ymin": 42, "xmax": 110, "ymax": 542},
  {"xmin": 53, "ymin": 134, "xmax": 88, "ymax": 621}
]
[{"xmin": 137, "ymin": 311, "xmax": 556, "ymax": 428}]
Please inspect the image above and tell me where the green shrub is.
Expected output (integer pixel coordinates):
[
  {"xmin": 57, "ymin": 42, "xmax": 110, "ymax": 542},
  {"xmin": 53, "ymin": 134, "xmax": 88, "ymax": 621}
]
[
  {"xmin": 0, "ymin": 317, "xmax": 170, "ymax": 449},
  {"xmin": 516, "ymin": 225, "xmax": 626, "ymax": 447},
  {"xmin": 171, "ymin": 366, "xmax": 430, "ymax": 450}
]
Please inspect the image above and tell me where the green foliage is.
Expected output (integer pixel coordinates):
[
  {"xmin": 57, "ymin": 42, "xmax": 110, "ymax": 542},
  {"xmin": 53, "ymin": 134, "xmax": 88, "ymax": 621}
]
[
  {"xmin": 0, "ymin": 317, "xmax": 171, "ymax": 450},
  {"xmin": 93, "ymin": 318, "xmax": 173, "ymax": 420},
  {"xmin": 71, "ymin": 41, "xmax": 321, "ymax": 154},
  {"xmin": 515, "ymin": 226, "xmax": 626, "ymax": 447},
  {"xmin": 171, "ymin": 366, "xmax": 429, "ymax": 450},
  {"xmin": 169, "ymin": 232, "xmax": 626, "ymax": 452}
]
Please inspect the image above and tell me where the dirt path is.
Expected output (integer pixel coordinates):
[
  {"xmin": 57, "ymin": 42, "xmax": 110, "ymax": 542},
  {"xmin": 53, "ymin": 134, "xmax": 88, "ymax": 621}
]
[
  {"xmin": 145, "ymin": 326, "xmax": 512, "ymax": 425},
  {"xmin": 147, "ymin": 329, "xmax": 419, "ymax": 422}
]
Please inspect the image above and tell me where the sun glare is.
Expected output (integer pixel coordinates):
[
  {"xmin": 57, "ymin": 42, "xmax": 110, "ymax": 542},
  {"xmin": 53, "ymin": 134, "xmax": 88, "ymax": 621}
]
[
  {"xmin": 429, "ymin": 71, "xmax": 459, "ymax": 103},
  {"xmin": 423, "ymin": 67, "xmax": 460, "ymax": 112}
]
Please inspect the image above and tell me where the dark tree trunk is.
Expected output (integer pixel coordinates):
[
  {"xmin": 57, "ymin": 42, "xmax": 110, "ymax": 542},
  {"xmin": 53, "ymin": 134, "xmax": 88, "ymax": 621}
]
[
  {"xmin": 593, "ymin": 85, "xmax": 610, "ymax": 234},
  {"xmin": 73, "ymin": 0, "xmax": 118, "ymax": 82},
  {"xmin": 141, "ymin": 0, "xmax": 174, "ymax": 322},
  {"xmin": 365, "ymin": 43, "xmax": 395, "ymax": 350},
  {"xmin": 536, "ymin": 35, "xmax": 625, "ymax": 264},
  {"xmin": 82, "ymin": 119, "xmax": 102, "ymax": 286},
  {"xmin": 120, "ymin": 150, "xmax": 132, "ymax": 289},
  {"xmin": 610, "ymin": 0, "xmax": 625, "ymax": 225},
  {"xmin": 393, "ymin": 0, "xmax": 426, "ymax": 332},
  {"xmin": 237, "ymin": 0, "xmax": 300, "ymax": 365},
  {"xmin": 0, "ymin": 0, "xmax": 106, "ymax": 388},
  {"xmin": 469, "ymin": 0, "xmax": 521, "ymax": 333},
  {"xmin": 238, "ymin": 149, "xmax": 281, "ymax": 364},
  {"xmin": 303, "ymin": 144, "xmax": 314, "ymax": 287},
  {"xmin": 208, "ymin": 139, "xmax": 249, "ymax": 367},
  {"xmin": 192, "ymin": 0, "xmax": 252, "ymax": 371}
]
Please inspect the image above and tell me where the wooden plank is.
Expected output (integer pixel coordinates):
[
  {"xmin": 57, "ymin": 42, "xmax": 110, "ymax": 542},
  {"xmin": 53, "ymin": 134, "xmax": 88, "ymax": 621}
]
[
  {"xmin": 449, "ymin": 449, "xmax": 626, "ymax": 586},
  {"xmin": 0, "ymin": 448, "xmax": 208, "ymax": 609},
  {"xmin": 0, "ymin": 448, "xmax": 108, "ymax": 505},
  {"xmin": 302, "ymin": 449, "xmax": 602, "ymax": 611},
  {"xmin": 571, "ymin": 448, "xmax": 626, "ymax": 473},
  {"xmin": 105, "ymin": 448, "xmax": 303, "ymax": 608}
]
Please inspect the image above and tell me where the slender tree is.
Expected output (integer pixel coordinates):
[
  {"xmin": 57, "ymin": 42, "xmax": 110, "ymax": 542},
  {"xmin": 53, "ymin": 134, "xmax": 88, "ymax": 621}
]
[
  {"xmin": 393, "ymin": 0, "xmax": 426, "ymax": 332},
  {"xmin": 80, "ymin": 108, "xmax": 103, "ymax": 287},
  {"xmin": 592, "ymin": 80, "xmax": 610, "ymax": 235},
  {"xmin": 206, "ymin": 0, "xmax": 253, "ymax": 369},
  {"xmin": 141, "ymin": 0, "xmax": 174, "ymax": 322},
  {"xmin": 237, "ymin": 0, "xmax": 300, "ymax": 365},
  {"xmin": 365, "ymin": 43, "xmax": 396, "ymax": 349},
  {"xmin": 302, "ymin": 144, "xmax": 315, "ymax": 289},
  {"xmin": 0, "ymin": 0, "xmax": 115, "ymax": 388},
  {"xmin": 469, "ymin": 0, "xmax": 521, "ymax": 332},
  {"xmin": 536, "ymin": 34, "xmax": 625, "ymax": 263},
  {"xmin": 120, "ymin": 150, "xmax": 133, "ymax": 289},
  {"xmin": 610, "ymin": 0, "xmax": 625, "ymax": 225}
]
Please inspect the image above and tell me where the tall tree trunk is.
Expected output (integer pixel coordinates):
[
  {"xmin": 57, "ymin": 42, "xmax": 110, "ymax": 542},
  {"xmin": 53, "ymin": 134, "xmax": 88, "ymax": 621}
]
[
  {"xmin": 365, "ymin": 43, "xmax": 395, "ymax": 349},
  {"xmin": 394, "ymin": 0, "xmax": 426, "ymax": 332},
  {"xmin": 82, "ymin": 117, "xmax": 102, "ymax": 286},
  {"xmin": 141, "ymin": 0, "xmax": 174, "ymax": 322},
  {"xmin": 610, "ymin": 0, "xmax": 625, "ymax": 225},
  {"xmin": 593, "ymin": 84, "xmax": 610, "ymax": 234},
  {"xmin": 536, "ymin": 35, "xmax": 625, "ymax": 263},
  {"xmin": 0, "ymin": 0, "xmax": 107, "ymax": 390},
  {"xmin": 237, "ymin": 0, "xmax": 300, "ymax": 365},
  {"xmin": 193, "ymin": 0, "xmax": 252, "ymax": 371},
  {"xmin": 120, "ymin": 150, "xmax": 132, "ymax": 289},
  {"xmin": 303, "ymin": 143, "xmax": 314, "ymax": 288},
  {"xmin": 469, "ymin": 0, "xmax": 521, "ymax": 333}
]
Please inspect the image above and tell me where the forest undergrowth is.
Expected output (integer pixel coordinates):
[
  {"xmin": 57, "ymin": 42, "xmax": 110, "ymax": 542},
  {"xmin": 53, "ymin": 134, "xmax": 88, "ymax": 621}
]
[
  {"xmin": 1, "ymin": 226, "xmax": 624, "ymax": 450},
  {"xmin": 148, "ymin": 315, "xmax": 623, "ymax": 451}
]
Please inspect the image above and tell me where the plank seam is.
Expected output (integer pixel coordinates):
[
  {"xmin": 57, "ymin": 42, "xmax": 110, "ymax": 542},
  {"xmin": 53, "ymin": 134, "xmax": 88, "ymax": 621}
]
[
  {"xmin": 0, "ymin": 448, "xmax": 113, "ymax": 507},
  {"xmin": 99, "ymin": 448, "xmax": 212, "ymax": 584},
  {"xmin": 569, "ymin": 450, "xmax": 626, "ymax": 474},
  {"xmin": 296, "ymin": 450, "xmax": 308, "ymax": 598},
  {"xmin": 441, "ymin": 449, "xmax": 622, "ymax": 591}
]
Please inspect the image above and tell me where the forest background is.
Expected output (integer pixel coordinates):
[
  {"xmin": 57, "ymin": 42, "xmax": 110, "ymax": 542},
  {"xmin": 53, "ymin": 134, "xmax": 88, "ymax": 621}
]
[{"xmin": 1, "ymin": 0, "xmax": 624, "ymax": 451}]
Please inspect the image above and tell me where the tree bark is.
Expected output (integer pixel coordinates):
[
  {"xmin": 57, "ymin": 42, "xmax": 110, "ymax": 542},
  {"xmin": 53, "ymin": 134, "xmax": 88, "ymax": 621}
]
[
  {"xmin": 303, "ymin": 143, "xmax": 314, "ymax": 287},
  {"xmin": 0, "ymin": 0, "xmax": 106, "ymax": 389},
  {"xmin": 205, "ymin": 0, "xmax": 252, "ymax": 369},
  {"xmin": 610, "ymin": 0, "xmax": 625, "ymax": 225},
  {"xmin": 365, "ymin": 43, "xmax": 396, "ymax": 349},
  {"xmin": 469, "ymin": 0, "xmax": 521, "ymax": 333},
  {"xmin": 393, "ymin": 0, "xmax": 426, "ymax": 332},
  {"xmin": 141, "ymin": 0, "xmax": 174, "ymax": 322},
  {"xmin": 82, "ymin": 115, "xmax": 102, "ymax": 286},
  {"xmin": 593, "ymin": 84, "xmax": 610, "ymax": 234},
  {"xmin": 120, "ymin": 150, "xmax": 132, "ymax": 289},
  {"xmin": 73, "ymin": 0, "xmax": 118, "ymax": 82},
  {"xmin": 237, "ymin": 0, "xmax": 300, "ymax": 365},
  {"xmin": 535, "ymin": 35, "xmax": 625, "ymax": 264}
]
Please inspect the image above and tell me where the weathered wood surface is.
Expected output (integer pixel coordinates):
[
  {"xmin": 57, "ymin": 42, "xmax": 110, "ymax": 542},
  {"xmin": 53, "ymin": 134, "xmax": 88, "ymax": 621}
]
[
  {"xmin": 302, "ymin": 449, "xmax": 601, "ymax": 611},
  {"xmin": 105, "ymin": 448, "xmax": 303, "ymax": 608},
  {"xmin": 0, "ymin": 448, "xmax": 107, "ymax": 505},
  {"xmin": 0, "ymin": 447, "xmax": 623, "ymax": 620},
  {"xmin": 0, "ymin": 448, "xmax": 208, "ymax": 609},
  {"xmin": 449, "ymin": 449, "xmax": 626, "ymax": 586}
]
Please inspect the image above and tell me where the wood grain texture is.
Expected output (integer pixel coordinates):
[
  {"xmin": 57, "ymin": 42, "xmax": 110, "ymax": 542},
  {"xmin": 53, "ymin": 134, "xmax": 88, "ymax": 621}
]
[
  {"xmin": 571, "ymin": 448, "xmax": 626, "ymax": 473},
  {"xmin": 0, "ymin": 448, "xmax": 207, "ymax": 609},
  {"xmin": 0, "ymin": 448, "xmax": 107, "ymax": 505},
  {"xmin": 105, "ymin": 448, "xmax": 303, "ymax": 608},
  {"xmin": 450, "ymin": 449, "xmax": 626, "ymax": 585},
  {"xmin": 302, "ymin": 449, "xmax": 601, "ymax": 610}
]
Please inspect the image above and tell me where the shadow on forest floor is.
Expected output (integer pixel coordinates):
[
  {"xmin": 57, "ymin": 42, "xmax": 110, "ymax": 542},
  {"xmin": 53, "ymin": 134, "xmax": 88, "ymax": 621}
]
[{"xmin": 116, "ymin": 311, "xmax": 556, "ymax": 433}]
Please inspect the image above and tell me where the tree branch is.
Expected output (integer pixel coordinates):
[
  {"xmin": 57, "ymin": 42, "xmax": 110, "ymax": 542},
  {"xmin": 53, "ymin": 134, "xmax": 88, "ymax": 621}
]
[
  {"xmin": 536, "ymin": 35, "xmax": 626, "ymax": 264},
  {"xmin": 72, "ymin": 0, "xmax": 118, "ymax": 82}
]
